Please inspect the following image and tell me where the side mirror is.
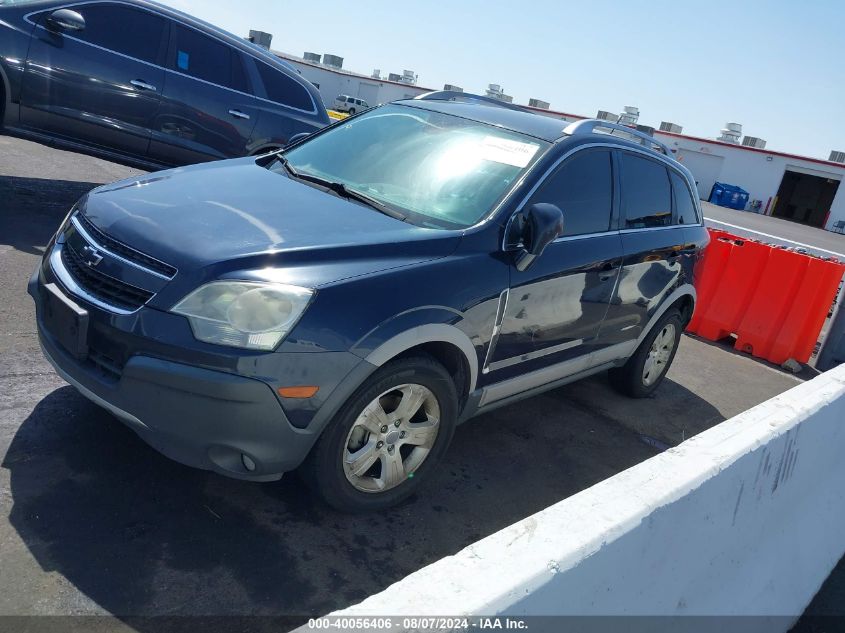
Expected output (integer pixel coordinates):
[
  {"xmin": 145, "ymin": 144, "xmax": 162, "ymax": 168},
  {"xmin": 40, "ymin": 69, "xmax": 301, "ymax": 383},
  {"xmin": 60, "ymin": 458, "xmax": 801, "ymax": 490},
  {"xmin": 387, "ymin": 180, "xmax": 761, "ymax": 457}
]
[
  {"xmin": 47, "ymin": 8, "xmax": 86, "ymax": 32},
  {"xmin": 515, "ymin": 203, "xmax": 564, "ymax": 272},
  {"xmin": 284, "ymin": 132, "xmax": 311, "ymax": 148}
]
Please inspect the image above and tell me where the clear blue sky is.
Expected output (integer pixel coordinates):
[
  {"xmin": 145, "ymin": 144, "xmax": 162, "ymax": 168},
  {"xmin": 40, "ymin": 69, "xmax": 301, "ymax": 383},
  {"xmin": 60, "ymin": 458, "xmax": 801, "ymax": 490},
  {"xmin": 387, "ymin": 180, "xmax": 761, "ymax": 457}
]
[{"xmin": 162, "ymin": 0, "xmax": 844, "ymax": 159}]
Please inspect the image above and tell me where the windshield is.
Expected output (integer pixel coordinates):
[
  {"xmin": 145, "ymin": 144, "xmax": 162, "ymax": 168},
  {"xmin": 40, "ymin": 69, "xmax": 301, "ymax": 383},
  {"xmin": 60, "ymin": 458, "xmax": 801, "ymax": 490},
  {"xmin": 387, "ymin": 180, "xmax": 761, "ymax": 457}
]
[{"xmin": 275, "ymin": 104, "xmax": 549, "ymax": 229}]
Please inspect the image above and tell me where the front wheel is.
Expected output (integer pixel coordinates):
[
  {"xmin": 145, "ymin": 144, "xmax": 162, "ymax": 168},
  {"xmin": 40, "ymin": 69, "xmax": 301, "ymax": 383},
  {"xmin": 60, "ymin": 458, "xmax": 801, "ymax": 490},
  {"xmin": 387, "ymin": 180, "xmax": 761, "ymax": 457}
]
[
  {"xmin": 303, "ymin": 356, "xmax": 457, "ymax": 512},
  {"xmin": 609, "ymin": 309, "xmax": 683, "ymax": 398},
  {"xmin": 347, "ymin": 107, "xmax": 356, "ymax": 115}
]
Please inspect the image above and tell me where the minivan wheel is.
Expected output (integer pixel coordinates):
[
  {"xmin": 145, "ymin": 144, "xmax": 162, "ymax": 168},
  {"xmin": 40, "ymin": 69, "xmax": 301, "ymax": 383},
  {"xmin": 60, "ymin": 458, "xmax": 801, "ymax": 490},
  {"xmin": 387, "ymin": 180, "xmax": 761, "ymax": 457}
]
[
  {"xmin": 303, "ymin": 355, "xmax": 457, "ymax": 512},
  {"xmin": 347, "ymin": 107, "xmax": 356, "ymax": 115},
  {"xmin": 609, "ymin": 309, "xmax": 683, "ymax": 398}
]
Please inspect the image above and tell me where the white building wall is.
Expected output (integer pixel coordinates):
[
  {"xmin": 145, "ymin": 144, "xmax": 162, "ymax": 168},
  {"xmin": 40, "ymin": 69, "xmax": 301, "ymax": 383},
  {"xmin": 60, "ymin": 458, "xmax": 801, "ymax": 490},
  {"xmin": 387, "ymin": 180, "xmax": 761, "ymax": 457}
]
[
  {"xmin": 654, "ymin": 132, "xmax": 845, "ymax": 230},
  {"xmin": 275, "ymin": 55, "xmax": 431, "ymax": 108}
]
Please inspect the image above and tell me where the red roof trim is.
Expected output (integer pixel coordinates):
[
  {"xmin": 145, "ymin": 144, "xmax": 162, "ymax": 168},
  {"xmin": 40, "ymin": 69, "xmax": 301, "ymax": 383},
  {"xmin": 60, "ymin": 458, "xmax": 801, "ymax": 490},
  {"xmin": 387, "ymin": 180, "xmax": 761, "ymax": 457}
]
[
  {"xmin": 273, "ymin": 56, "xmax": 845, "ymax": 169},
  {"xmin": 654, "ymin": 130, "xmax": 845, "ymax": 170},
  {"xmin": 508, "ymin": 104, "xmax": 845, "ymax": 170}
]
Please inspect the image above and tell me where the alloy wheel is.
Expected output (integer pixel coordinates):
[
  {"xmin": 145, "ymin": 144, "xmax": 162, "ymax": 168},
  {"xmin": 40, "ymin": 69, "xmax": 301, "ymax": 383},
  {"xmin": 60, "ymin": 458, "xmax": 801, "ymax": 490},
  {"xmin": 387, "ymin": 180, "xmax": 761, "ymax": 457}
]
[
  {"xmin": 342, "ymin": 384, "xmax": 440, "ymax": 493},
  {"xmin": 642, "ymin": 323, "xmax": 676, "ymax": 386}
]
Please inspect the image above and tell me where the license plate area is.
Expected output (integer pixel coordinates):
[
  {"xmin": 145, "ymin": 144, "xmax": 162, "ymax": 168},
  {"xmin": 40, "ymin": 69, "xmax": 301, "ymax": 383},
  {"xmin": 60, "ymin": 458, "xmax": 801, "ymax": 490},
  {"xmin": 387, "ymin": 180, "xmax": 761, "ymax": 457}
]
[{"xmin": 43, "ymin": 282, "xmax": 89, "ymax": 360}]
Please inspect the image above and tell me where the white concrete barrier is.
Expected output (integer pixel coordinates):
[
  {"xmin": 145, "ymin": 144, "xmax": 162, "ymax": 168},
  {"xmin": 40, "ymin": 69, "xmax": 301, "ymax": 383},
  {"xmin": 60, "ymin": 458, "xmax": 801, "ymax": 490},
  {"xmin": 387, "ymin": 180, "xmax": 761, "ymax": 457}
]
[{"xmin": 334, "ymin": 364, "xmax": 845, "ymax": 631}]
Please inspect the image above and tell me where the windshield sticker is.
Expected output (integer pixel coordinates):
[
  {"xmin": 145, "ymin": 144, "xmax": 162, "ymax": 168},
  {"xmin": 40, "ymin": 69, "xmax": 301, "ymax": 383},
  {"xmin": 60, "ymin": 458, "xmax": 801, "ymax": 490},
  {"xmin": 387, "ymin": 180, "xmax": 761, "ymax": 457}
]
[
  {"xmin": 481, "ymin": 136, "xmax": 540, "ymax": 168},
  {"xmin": 177, "ymin": 51, "xmax": 190, "ymax": 71}
]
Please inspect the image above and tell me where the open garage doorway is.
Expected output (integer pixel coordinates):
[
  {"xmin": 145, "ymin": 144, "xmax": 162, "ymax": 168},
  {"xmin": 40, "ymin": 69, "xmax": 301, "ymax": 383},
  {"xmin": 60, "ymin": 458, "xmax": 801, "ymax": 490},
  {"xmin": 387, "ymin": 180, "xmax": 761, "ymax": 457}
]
[{"xmin": 772, "ymin": 170, "xmax": 840, "ymax": 228}]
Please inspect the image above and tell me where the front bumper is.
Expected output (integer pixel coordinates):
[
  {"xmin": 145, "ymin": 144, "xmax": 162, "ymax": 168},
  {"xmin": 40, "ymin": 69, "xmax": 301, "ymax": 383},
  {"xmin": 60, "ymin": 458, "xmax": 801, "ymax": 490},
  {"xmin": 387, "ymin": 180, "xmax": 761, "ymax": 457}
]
[{"xmin": 29, "ymin": 267, "xmax": 337, "ymax": 482}]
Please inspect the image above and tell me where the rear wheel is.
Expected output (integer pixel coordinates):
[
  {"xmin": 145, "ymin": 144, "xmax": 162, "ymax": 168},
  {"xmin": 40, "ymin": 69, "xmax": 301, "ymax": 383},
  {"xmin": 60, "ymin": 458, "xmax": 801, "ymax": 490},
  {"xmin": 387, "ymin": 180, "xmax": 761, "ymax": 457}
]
[
  {"xmin": 348, "ymin": 107, "xmax": 356, "ymax": 115},
  {"xmin": 303, "ymin": 355, "xmax": 457, "ymax": 512},
  {"xmin": 609, "ymin": 309, "xmax": 682, "ymax": 398}
]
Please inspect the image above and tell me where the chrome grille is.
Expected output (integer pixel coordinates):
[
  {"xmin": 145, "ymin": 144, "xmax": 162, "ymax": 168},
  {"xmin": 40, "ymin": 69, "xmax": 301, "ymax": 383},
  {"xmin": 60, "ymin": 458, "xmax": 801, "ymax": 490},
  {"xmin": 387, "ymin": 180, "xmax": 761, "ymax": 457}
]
[
  {"xmin": 75, "ymin": 213, "xmax": 177, "ymax": 278},
  {"xmin": 61, "ymin": 241, "xmax": 154, "ymax": 311}
]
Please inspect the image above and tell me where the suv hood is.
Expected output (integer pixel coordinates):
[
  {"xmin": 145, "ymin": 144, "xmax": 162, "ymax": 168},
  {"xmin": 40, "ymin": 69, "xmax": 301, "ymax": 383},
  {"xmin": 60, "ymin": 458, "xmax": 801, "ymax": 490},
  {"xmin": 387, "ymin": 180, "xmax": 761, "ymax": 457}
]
[{"xmin": 78, "ymin": 158, "xmax": 460, "ymax": 282}]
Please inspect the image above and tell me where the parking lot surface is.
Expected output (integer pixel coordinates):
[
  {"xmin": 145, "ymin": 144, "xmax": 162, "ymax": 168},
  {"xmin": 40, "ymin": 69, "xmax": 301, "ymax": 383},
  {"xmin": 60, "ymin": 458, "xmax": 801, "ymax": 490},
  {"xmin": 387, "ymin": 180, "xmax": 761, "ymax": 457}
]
[
  {"xmin": 0, "ymin": 136, "xmax": 806, "ymax": 627},
  {"xmin": 703, "ymin": 201, "xmax": 845, "ymax": 257}
]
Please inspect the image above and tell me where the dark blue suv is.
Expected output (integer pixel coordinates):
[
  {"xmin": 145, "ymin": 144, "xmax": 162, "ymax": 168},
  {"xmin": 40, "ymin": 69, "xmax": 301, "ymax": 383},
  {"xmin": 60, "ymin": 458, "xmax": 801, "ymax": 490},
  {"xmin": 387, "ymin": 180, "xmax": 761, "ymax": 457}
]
[
  {"xmin": 29, "ymin": 92, "xmax": 709, "ymax": 511},
  {"xmin": 0, "ymin": 0, "xmax": 329, "ymax": 167}
]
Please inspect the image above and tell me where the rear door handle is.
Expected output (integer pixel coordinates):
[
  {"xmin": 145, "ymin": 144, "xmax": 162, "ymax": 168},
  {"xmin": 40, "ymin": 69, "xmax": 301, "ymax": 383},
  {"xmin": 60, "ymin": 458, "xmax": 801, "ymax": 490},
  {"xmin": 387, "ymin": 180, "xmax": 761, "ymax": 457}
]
[
  {"xmin": 229, "ymin": 109, "xmax": 250, "ymax": 120},
  {"xmin": 130, "ymin": 79, "xmax": 157, "ymax": 91}
]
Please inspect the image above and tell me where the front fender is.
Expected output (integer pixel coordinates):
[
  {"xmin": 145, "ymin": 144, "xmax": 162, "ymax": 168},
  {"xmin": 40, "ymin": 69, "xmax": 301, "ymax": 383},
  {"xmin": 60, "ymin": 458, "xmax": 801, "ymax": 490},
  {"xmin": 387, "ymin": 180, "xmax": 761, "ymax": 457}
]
[{"xmin": 352, "ymin": 307, "xmax": 480, "ymax": 393}]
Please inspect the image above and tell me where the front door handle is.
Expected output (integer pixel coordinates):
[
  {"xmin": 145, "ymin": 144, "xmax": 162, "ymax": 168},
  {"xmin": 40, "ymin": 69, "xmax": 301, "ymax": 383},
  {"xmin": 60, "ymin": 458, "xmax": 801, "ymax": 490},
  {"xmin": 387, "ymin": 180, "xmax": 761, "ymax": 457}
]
[
  {"xmin": 229, "ymin": 109, "xmax": 251, "ymax": 120},
  {"xmin": 130, "ymin": 79, "xmax": 157, "ymax": 91}
]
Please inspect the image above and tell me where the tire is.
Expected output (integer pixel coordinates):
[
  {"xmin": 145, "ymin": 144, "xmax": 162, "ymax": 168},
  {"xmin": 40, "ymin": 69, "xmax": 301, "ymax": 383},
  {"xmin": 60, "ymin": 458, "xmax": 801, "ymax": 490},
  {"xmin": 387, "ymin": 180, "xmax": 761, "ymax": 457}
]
[
  {"xmin": 348, "ymin": 108, "xmax": 356, "ymax": 115},
  {"xmin": 609, "ymin": 309, "xmax": 683, "ymax": 398},
  {"xmin": 303, "ymin": 355, "xmax": 458, "ymax": 512}
]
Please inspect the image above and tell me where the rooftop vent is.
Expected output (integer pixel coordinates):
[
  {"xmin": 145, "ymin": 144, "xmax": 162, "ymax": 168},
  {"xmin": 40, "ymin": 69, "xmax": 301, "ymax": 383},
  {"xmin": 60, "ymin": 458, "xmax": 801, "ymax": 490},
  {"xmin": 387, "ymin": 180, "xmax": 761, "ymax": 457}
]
[
  {"xmin": 742, "ymin": 136, "xmax": 767, "ymax": 149},
  {"xmin": 443, "ymin": 84, "xmax": 463, "ymax": 92},
  {"xmin": 718, "ymin": 122, "xmax": 742, "ymax": 143},
  {"xmin": 619, "ymin": 106, "xmax": 639, "ymax": 126},
  {"xmin": 303, "ymin": 52, "xmax": 321, "ymax": 63},
  {"xmin": 387, "ymin": 72, "xmax": 402, "ymax": 82},
  {"xmin": 660, "ymin": 121, "xmax": 683, "ymax": 134},
  {"xmin": 597, "ymin": 110, "xmax": 619, "ymax": 122},
  {"xmin": 401, "ymin": 70, "xmax": 417, "ymax": 84},
  {"xmin": 829, "ymin": 151, "xmax": 845, "ymax": 163},
  {"xmin": 529, "ymin": 98, "xmax": 550, "ymax": 110},
  {"xmin": 485, "ymin": 84, "xmax": 513, "ymax": 103},
  {"xmin": 636, "ymin": 124, "xmax": 656, "ymax": 137},
  {"xmin": 372, "ymin": 69, "xmax": 381, "ymax": 79},
  {"xmin": 247, "ymin": 30, "xmax": 272, "ymax": 49},
  {"xmin": 322, "ymin": 54, "xmax": 343, "ymax": 69}
]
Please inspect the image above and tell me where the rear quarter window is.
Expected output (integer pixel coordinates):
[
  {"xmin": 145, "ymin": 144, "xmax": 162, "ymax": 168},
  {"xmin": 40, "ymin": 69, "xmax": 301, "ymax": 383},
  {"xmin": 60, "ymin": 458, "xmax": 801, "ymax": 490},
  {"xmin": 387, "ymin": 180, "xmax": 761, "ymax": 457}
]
[{"xmin": 255, "ymin": 60, "xmax": 314, "ymax": 111}]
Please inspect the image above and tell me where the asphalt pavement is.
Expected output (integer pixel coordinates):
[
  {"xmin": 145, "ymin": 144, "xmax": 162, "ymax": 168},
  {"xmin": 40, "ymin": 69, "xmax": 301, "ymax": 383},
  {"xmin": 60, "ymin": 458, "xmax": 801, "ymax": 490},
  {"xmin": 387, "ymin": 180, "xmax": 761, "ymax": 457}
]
[
  {"xmin": 0, "ymin": 135, "xmax": 808, "ymax": 630},
  {"xmin": 702, "ymin": 201, "xmax": 845, "ymax": 258}
]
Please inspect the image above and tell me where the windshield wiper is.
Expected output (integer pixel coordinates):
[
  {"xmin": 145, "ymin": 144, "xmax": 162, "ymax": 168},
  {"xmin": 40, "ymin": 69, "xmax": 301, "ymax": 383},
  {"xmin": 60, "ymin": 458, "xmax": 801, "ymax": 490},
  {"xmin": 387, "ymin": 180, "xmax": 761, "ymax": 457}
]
[
  {"xmin": 275, "ymin": 156, "xmax": 406, "ymax": 222},
  {"xmin": 331, "ymin": 183, "xmax": 407, "ymax": 222}
]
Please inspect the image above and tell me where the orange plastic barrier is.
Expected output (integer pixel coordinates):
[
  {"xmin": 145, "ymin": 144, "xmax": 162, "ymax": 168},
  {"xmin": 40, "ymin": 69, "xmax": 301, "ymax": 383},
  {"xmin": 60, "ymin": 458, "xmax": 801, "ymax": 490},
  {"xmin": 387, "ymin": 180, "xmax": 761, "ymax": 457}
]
[{"xmin": 686, "ymin": 229, "xmax": 845, "ymax": 365}]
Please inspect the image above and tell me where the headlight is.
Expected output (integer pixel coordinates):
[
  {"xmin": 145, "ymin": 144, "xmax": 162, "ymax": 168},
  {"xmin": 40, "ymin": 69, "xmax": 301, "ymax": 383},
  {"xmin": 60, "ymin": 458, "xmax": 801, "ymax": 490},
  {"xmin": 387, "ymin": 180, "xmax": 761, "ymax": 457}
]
[{"xmin": 172, "ymin": 281, "xmax": 313, "ymax": 351}]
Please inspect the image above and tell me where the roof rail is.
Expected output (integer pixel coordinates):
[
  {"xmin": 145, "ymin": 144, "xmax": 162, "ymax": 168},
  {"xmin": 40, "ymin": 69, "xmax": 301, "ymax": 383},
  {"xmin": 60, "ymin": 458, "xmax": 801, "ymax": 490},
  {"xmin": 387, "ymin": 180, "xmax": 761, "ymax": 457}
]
[
  {"xmin": 563, "ymin": 119, "xmax": 674, "ymax": 156},
  {"xmin": 413, "ymin": 90, "xmax": 529, "ymax": 113}
]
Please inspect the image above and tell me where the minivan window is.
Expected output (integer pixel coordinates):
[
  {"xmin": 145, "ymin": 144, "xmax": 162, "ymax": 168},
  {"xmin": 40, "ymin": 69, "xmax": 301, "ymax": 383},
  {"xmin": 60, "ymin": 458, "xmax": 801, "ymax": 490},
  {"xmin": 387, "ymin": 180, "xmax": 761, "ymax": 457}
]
[
  {"xmin": 277, "ymin": 104, "xmax": 549, "ymax": 229},
  {"xmin": 670, "ymin": 171, "xmax": 699, "ymax": 225},
  {"xmin": 255, "ymin": 60, "xmax": 313, "ymax": 110},
  {"xmin": 620, "ymin": 153, "xmax": 672, "ymax": 228},
  {"xmin": 171, "ymin": 24, "xmax": 248, "ymax": 92},
  {"xmin": 71, "ymin": 3, "xmax": 165, "ymax": 64},
  {"xmin": 530, "ymin": 150, "xmax": 613, "ymax": 236}
]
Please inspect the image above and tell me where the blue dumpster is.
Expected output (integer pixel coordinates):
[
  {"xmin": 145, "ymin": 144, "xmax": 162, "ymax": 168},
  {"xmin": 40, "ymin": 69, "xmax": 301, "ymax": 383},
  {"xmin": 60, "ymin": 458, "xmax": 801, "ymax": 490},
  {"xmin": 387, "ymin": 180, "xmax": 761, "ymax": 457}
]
[{"xmin": 709, "ymin": 182, "xmax": 750, "ymax": 210}]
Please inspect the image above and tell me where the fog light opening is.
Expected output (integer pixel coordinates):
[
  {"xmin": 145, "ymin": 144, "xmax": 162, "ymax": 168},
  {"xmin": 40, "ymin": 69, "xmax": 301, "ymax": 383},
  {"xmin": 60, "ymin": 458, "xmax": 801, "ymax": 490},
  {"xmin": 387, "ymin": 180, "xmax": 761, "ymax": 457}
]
[{"xmin": 242, "ymin": 453, "xmax": 256, "ymax": 472}]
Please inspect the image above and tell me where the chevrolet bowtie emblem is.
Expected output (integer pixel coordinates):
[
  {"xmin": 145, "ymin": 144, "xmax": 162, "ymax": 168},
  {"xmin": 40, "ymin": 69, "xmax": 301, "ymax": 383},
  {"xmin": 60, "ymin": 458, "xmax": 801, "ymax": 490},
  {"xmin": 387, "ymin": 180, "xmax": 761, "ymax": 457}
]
[{"xmin": 81, "ymin": 244, "xmax": 103, "ymax": 267}]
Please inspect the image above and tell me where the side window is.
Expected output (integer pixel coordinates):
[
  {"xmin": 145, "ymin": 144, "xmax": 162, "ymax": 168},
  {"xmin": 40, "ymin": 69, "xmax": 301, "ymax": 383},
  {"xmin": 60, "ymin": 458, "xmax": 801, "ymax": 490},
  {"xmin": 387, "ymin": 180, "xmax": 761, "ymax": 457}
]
[
  {"xmin": 71, "ymin": 3, "xmax": 165, "ymax": 64},
  {"xmin": 620, "ymin": 153, "xmax": 672, "ymax": 228},
  {"xmin": 171, "ymin": 24, "xmax": 248, "ymax": 92},
  {"xmin": 670, "ymin": 171, "xmax": 699, "ymax": 225},
  {"xmin": 529, "ymin": 150, "xmax": 613, "ymax": 236},
  {"xmin": 254, "ymin": 60, "xmax": 313, "ymax": 110}
]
